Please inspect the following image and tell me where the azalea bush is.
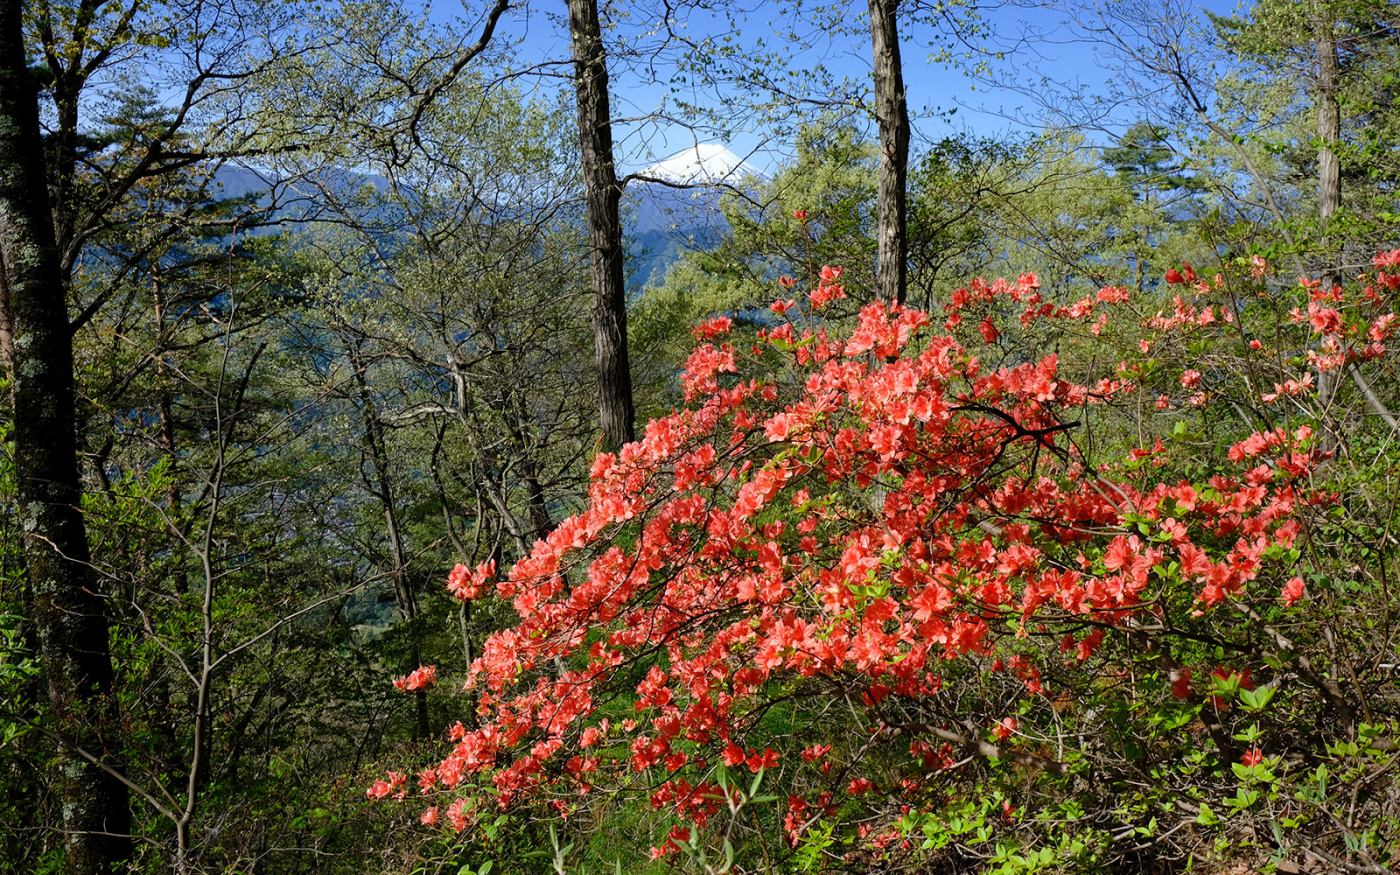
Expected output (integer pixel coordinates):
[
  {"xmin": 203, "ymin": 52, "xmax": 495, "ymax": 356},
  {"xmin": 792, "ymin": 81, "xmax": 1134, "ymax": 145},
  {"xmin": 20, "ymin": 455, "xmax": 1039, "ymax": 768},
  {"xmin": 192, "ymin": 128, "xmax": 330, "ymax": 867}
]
[{"xmin": 372, "ymin": 256, "xmax": 1400, "ymax": 873}]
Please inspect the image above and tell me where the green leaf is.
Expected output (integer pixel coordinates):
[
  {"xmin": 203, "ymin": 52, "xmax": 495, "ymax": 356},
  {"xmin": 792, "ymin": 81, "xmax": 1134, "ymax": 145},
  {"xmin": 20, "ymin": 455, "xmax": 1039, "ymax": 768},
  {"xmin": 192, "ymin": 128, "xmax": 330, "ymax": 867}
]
[
  {"xmin": 1238, "ymin": 685, "xmax": 1275, "ymax": 711},
  {"xmin": 749, "ymin": 767, "xmax": 765, "ymax": 799}
]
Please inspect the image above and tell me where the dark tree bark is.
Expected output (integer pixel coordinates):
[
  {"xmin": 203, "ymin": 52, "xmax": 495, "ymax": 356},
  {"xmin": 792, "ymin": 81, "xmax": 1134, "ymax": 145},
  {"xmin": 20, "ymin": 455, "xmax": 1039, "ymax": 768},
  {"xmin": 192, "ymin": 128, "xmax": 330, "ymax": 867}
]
[
  {"xmin": 502, "ymin": 392, "xmax": 552, "ymax": 539},
  {"xmin": 0, "ymin": 1, "xmax": 132, "ymax": 871},
  {"xmin": 566, "ymin": 0, "xmax": 635, "ymax": 450},
  {"xmin": 868, "ymin": 0, "xmax": 910, "ymax": 305}
]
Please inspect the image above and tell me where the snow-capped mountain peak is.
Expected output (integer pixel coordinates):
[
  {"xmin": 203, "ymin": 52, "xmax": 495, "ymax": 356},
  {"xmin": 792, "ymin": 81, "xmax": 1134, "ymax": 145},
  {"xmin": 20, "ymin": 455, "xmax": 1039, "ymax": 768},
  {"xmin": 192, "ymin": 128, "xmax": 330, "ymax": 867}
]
[{"xmin": 641, "ymin": 143, "xmax": 749, "ymax": 184}]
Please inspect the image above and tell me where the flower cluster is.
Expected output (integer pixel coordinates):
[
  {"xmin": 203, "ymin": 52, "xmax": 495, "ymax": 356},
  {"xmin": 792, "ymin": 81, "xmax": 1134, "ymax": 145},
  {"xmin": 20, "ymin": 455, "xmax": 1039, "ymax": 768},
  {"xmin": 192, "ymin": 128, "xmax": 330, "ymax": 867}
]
[
  {"xmin": 447, "ymin": 561, "xmax": 494, "ymax": 601},
  {"xmin": 392, "ymin": 665, "xmax": 438, "ymax": 692},
  {"xmin": 369, "ymin": 256, "xmax": 1398, "ymax": 861}
]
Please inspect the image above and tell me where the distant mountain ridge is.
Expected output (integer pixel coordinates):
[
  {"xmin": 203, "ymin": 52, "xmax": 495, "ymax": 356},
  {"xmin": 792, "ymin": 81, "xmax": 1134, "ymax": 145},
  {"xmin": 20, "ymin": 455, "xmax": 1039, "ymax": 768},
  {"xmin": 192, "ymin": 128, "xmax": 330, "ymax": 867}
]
[
  {"xmin": 212, "ymin": 162, "xmax": 742, "ymax": 294},
  {"xmin": 623, "ymin": 181, "xmax": 732, "ymax": 290}
]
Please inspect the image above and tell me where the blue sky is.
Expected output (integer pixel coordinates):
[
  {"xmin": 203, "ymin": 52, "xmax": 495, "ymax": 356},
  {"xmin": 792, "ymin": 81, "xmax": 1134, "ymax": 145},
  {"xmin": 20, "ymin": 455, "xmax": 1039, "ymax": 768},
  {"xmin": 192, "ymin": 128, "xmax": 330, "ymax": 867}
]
[{"xmin": 426, "ymin": 0, "xmax": 1245, "ymax": 175}]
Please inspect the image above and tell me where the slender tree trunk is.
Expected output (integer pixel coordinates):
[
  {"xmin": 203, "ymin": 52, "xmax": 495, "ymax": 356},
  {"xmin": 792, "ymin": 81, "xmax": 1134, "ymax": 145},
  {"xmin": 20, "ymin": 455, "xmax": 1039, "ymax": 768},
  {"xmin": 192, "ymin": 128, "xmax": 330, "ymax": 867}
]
[
  {"xmin": 1315, "ymin": 11, "xmax": 1398, "ymax": 433},
  {"xmin": 0, "ymin": 2, "xmax": 132, "ymax": 871},
  {"xmin": 566, "ymin": 0, "xmax": 635, "ymax": 450},
  {"xmin": 868, "ymin": 0, "xmax": 910, "ymax": 306},
  {"xmin": 1315, "ymin": 12, "xmax": 1342, "ymax": 425},
  {"xmin": 52, "ymin": 90, "xmax": 80, "ymax": 266},
  {"xmin": 504, "ymin": 393, "xmax": 551, "ymax": 538},
  {"xmin": 351, "ymin": 356, "xmax": 429, "ymax": 739},
  {"xmin": 1315, "ymin": 16, "xmax": 1341, "ymax": 238}
]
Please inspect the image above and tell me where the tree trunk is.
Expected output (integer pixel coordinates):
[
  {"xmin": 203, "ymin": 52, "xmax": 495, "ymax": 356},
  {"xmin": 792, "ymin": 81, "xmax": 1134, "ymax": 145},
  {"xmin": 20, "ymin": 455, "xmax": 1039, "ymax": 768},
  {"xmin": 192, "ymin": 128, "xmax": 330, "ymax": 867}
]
[
  {"xmin": 868, "ymin": 0, "xmax": 910, "ymax": 306},
  {"xmin": 1315, "ymin": 12, "xmax": 1341, "ymax": 424},
  {"xmin": 0, "ymin": 246, "xmax": 13, "ymax": 380},
  {"xmin": 1315, "ymin": 16, "xmax": 1341, "ymax": 235},
  {"xmin": 52, "ymin": 89, "xmax": 80, "ymax": 270},
  {"xmin": 351, "ymin": 354, "xmax": 429, "ymax": 739},
  {"xmin": 566, "ymin": 0, "xmax": 635, "ymax": 450},
  {"xmin": 0, "ymin": 1, "xmax": 132, "ymax": 871},
  {"xmin": 504, "ymin": 392, "xmax": 552, "ymax": 539}
]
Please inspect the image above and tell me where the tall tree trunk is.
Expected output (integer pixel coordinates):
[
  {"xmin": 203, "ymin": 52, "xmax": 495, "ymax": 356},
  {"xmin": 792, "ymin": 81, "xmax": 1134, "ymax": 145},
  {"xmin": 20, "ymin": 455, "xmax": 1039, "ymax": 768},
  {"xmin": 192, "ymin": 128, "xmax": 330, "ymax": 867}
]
[
  {"xmin": 1315, "ymin": 9, "xmax": 1398, "ymax": 433},
  {"xmin": 0, "ymin": 2, "xmax": 132, "ymax": 871},
  {"xmin": 566, "ymin": 0, "xmax": 635, "ymax": 450},
  {"xmin": 1315, "ymin": 14, "xmax": 1341, "ymax": 258},
  {"xmin": 868, "ymin": 0, "xmax": 910, "ymax": 306},
  {"xmin": 1315, "ymin": 11, "xmax": 1342, "ymax": 425}
]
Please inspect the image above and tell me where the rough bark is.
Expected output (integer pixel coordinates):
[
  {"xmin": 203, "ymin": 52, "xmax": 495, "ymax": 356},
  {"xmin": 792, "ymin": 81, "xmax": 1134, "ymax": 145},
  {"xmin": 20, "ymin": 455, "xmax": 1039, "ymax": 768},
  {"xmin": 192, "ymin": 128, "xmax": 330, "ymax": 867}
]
[
  {"xmin": 0, "ymin": 0, "xmax": 132, "ymax": 870},
  {"xmin": 567, "ymin": 0, "xmax": 635, "ymax": 450},
  {"xmin": 868, "ymin": 0, "xmax": 910, "ymax": 305},
  {"xmin": 0, "ymin": 243, "xmax": 13, "ymax": 379}
]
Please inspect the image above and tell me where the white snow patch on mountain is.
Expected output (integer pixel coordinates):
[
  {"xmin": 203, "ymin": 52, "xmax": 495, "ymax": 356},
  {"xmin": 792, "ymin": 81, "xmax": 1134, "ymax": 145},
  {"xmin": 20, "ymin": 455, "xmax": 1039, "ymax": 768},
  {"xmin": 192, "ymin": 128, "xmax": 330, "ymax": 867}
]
[{"xmin": 641, "ymin": 143, "xmax": 750, "ymax": 183}]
